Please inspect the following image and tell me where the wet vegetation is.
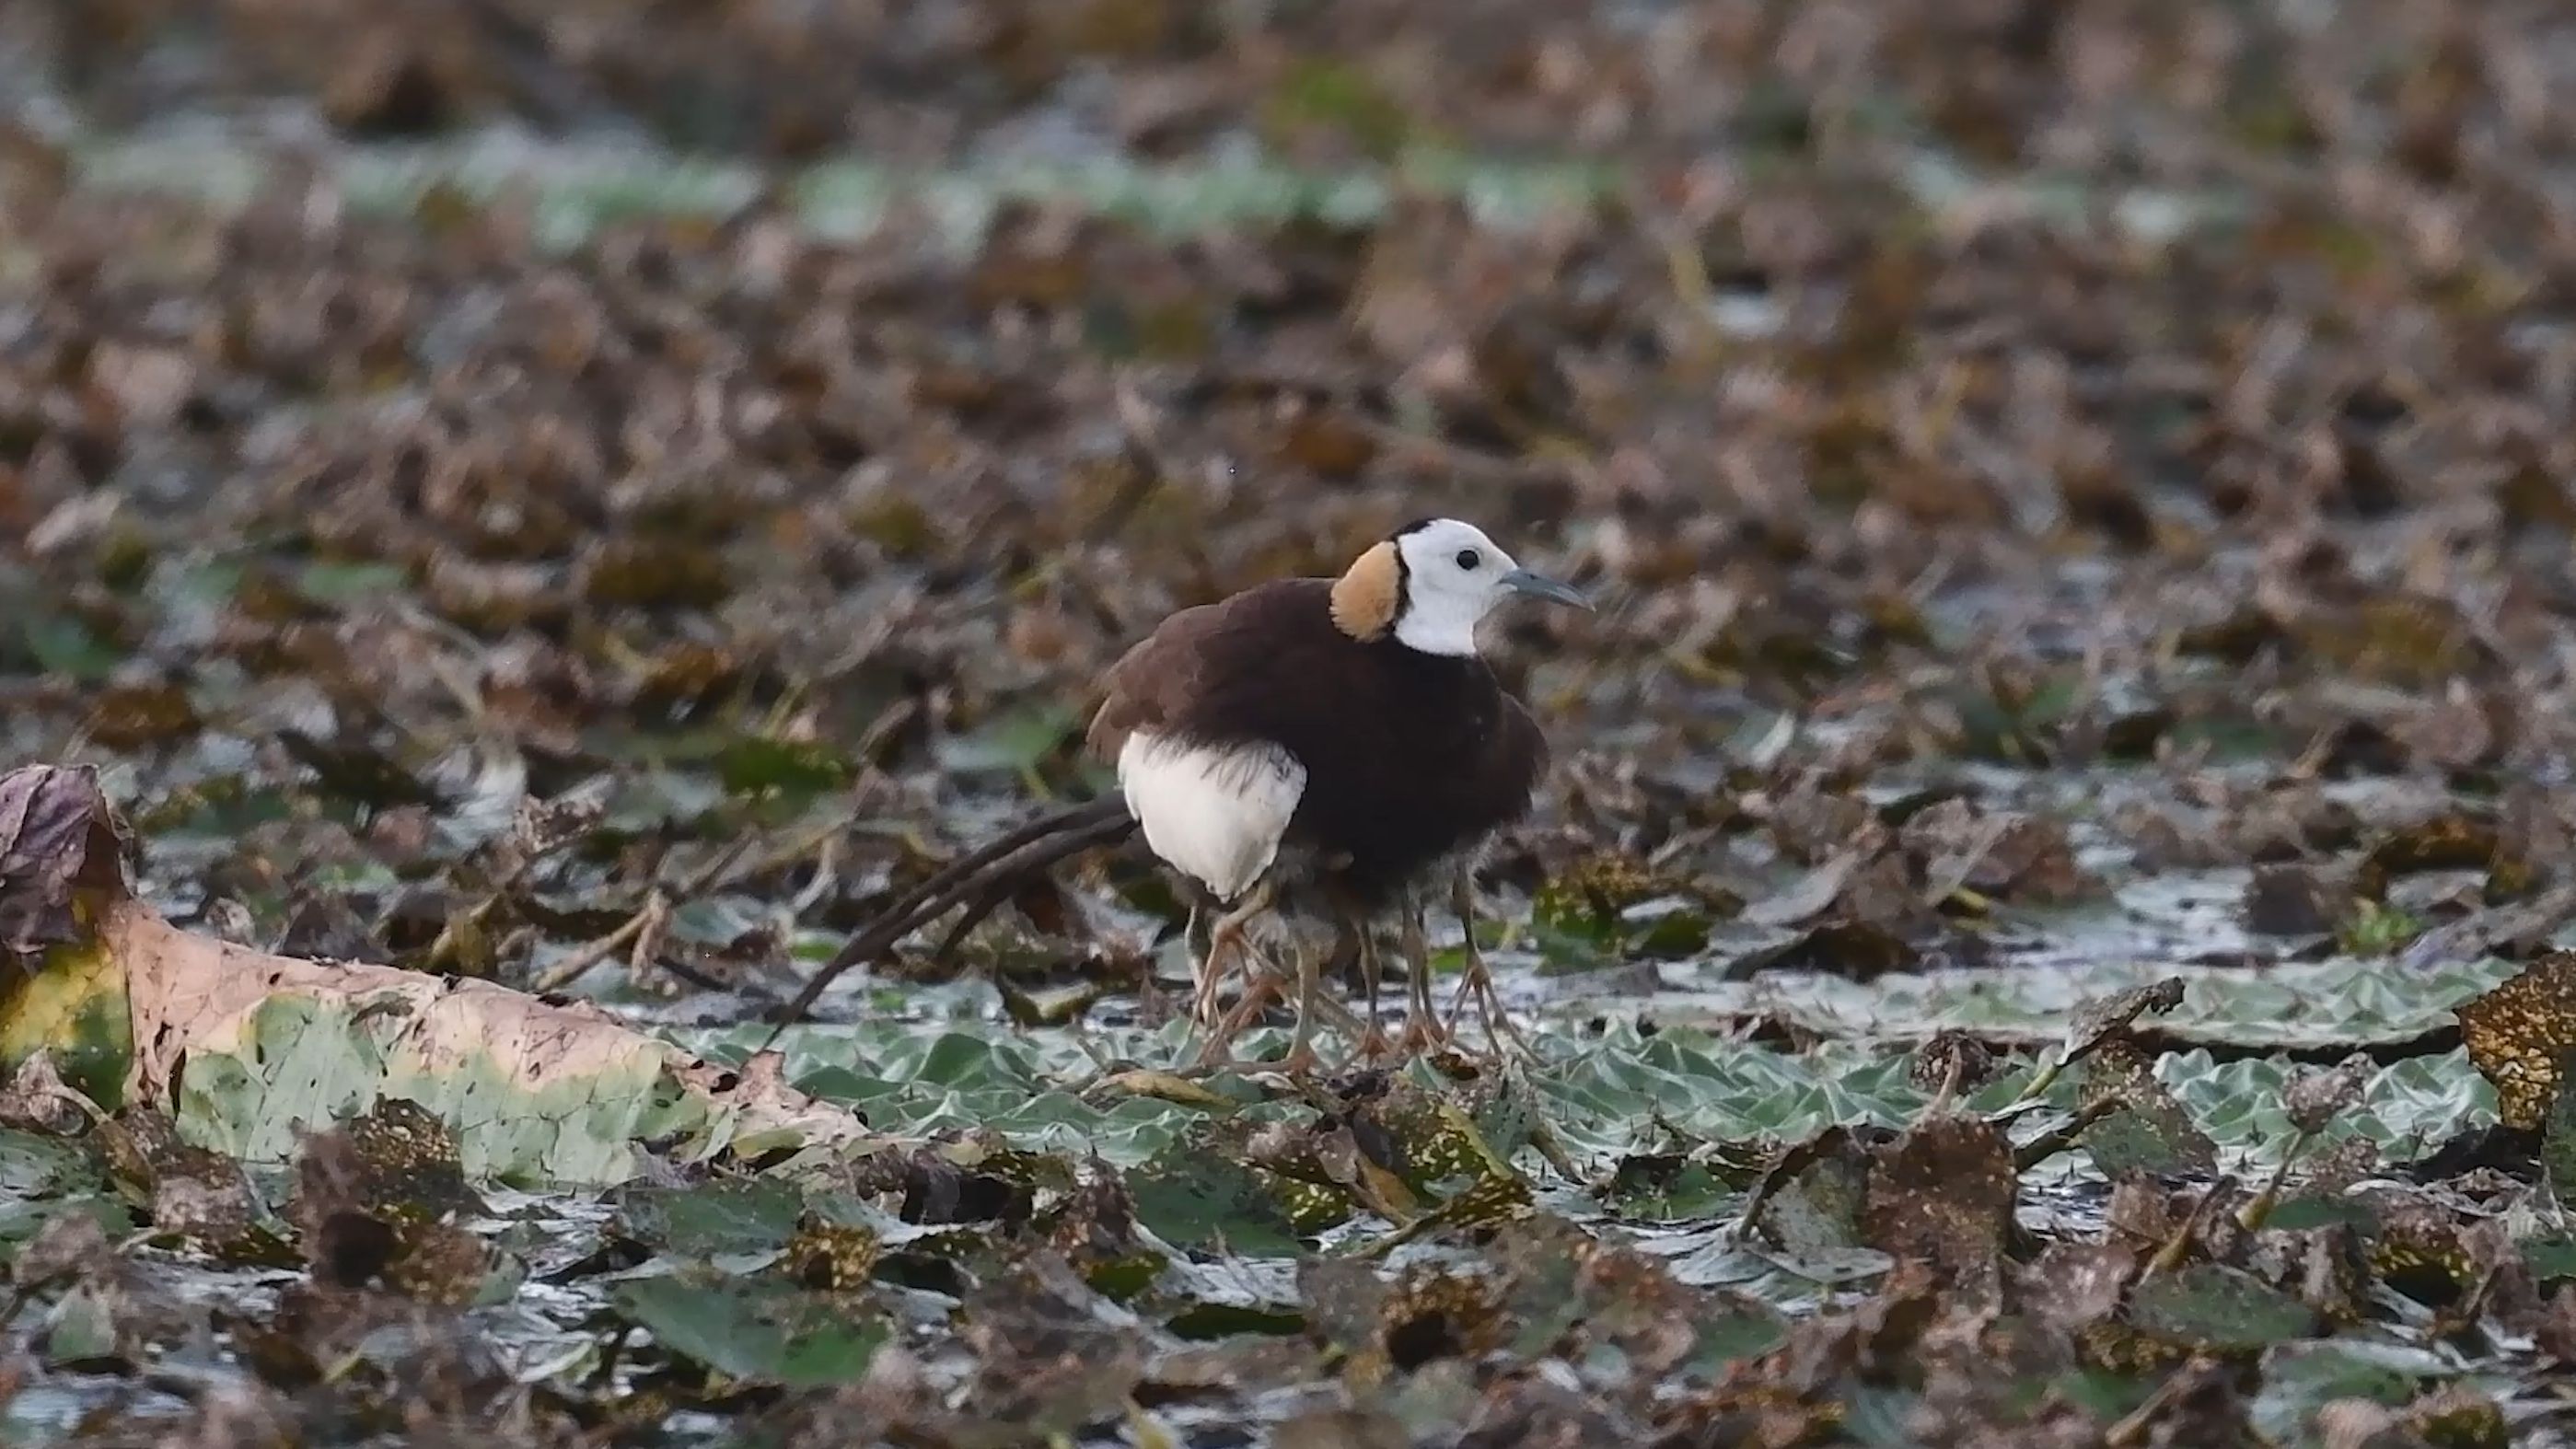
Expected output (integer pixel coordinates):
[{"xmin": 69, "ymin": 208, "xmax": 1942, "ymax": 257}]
[{"xmin": 11, "ymin": 0, "xmax": 2576, "ymax": 1443}]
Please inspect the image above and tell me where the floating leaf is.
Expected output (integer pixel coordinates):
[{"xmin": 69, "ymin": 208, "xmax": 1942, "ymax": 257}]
[
  {"xmin": 1128, "ymin": 1131, "xmax": 1308, "ymax": 1258},
  {"xmin": 2243, "ymin": 864, "xmax": 2350, "ymax": 937},
  {"xmin": 1860, "ymin": 1113, "xmax": 2014, "ymax": 1285},
  {"xmin": 2338, "ymin": 898, "xmax": 2425, "ymax": 957},
  {"xmin": 99, "ymin": 1106, "xmax": 265, "ymax": 1253},
  {"xmin": 19, "ymin": 612, "xmax": 122, "ymax": 683},
  {"xmin": 2359, "ymin": 1188, "xmax": 2478, "ymax": 1306},
  {"xmin": 2403, "ymin": 1384, "xmax": 2508, "ymax": 1448},
  {"xmin": 290, "ymin": 1097, "xmax": 493, "ymax": 1302},
  {"xmin": 1899, "ymin": 799, "xmax": 2099, "ymax": 904},
  {"xmin": 934, "ymin": 703, "xmax": 1080, "ymax": 775},
  {"xmin": 2079, "ymin": 1038, "xmax": 2219, "ymax": 1176},
  {"xmin": 581, "ymin": 538, "xmax": 733, "ymax": 609},
  {"xmin": 2357, "ymin": 815, "xmax": 2511, "ymax": 900},
  {"xmin": 614, "ymin": 1273, "xmax": 888, "ymax": 1387},
  {"xmin": 0, "ymin": 764, "xmax": 133, "ymax": 962},
  {"xmin": 0, "ymin": 932, "xmax": 133, "ymax": 1112},
  {"xmin": 2547, "ymin": 1048, "xmax": 2576, "ymax": 1208},
  {"xmin": 2067, "ymin": 979, "xmax": 2189, "ymax": 1059},
  {"xmin": 0, "ymin": 1127, "xmax": 132, "ymax": 1257},
  {"xmin": 294, "ymin": 560, "xmax": 412, "ymax": 606},
  {"xmin": 1729, "ymin": 920, "xmax": 1919, "ymax": 981},
  {"xmin": 1533, "ymin": 851, "xmax": 1678, "ymax": 941},
  {"xmin": 1605, "ymin": 1153, "xmax": 1735, "ymax": 1221},
  {"xmin": 1907, "ymin": 1032, "xmax": 2002, "ymax": 1098},
  {"xmin": 613, "ymin": 1177, "xmax": 806, "ymax": 1259},
  {"xmin": 1374, "ymin": 1267, "xmax": 1503, "ymax": 1372},
  {"xmin": 83, "ymin": 680, "xmax": 200, "ymax": 751},
  {"xmin": 2128, "ymin": 1264, "xmax": 2320, "ymax": 1353},
  {"xmin": 1746, "ymin": 1127, "xmax": 1874, "ymax": 1256},
  {"xmin": 779, "ymin": 1214, "xmax": 881, "ymax": 1290},
  {"xmin": 2248, "ymin": 1339, "xmax": 2447, "ymax": 1445},
  {"xmin": 44, "ymin": 1282, "xmax": 122, "ymax": 1365},
  {"xmin": 2458, "ymin": 953, "xmax": 2576, "ymax": 1129},
  {"xmin": 715, "ymin": 736, "xmax": 852, "ymax": 799}
]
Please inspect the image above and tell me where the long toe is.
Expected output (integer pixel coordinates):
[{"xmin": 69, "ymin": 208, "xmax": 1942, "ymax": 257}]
[
  {"xmin": 1190, "ymin": 961, "xmax": 1237, "ymax": 1031},
  {"xmin": 1174, "ymin": 1050, "xmax": 1247, "ymax": 1078},
  {"xmin": 1263, "ymin": 1040, "xmax": 1323, "ymax": 1081},
  {"xmin": 1352, "ymin": 1025, "xmax": 1398, "ymax": 1064},
  {"xmin": 1189, "ymin": 975, "xmax": 1282, "ymax": 1068},
  {"xmin": 1189, "ymin": 1029, "xmax": 1247, "ymax": 1072},
  {"xmin": 1468, "ymin": 979, "xmax": 1535, "ymax": 1061},
  {"xmin": 1399, "ymin": 1006, "xmax": 1452, "ymax": 1054}
]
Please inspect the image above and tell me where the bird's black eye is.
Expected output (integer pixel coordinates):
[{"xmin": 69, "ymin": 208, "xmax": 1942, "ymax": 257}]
[{"xmin": 1455, "ymin": 549, "xmax": 1481, "ymax": 571}]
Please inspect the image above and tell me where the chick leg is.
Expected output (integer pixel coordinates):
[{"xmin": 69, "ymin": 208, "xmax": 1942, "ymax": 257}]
[
  {"xmin": 1275, "ymin": 936, "xmax": 1323, "ymax": 1078},
  {"xmin": 1349, "ymin": 912, "xmax": 1395, "ymax": 1061},
  {"xmin": 1134, "ymin": 895, "xmax": 1201, "ymax": 1029},
  {"xmin": 1185, "ymin": 887, "xmax": 1215, "ymax": 964}
]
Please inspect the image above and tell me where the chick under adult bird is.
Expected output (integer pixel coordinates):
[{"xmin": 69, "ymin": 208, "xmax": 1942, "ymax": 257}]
[{"xmin": 768, "ymin": 518, "xmax": 1588, "ymax": 1067}]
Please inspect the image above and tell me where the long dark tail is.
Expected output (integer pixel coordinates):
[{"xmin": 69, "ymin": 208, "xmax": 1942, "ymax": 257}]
[{"xmin": 764, "ymin": 797, "xmax": 1138, "ymax": 1035}]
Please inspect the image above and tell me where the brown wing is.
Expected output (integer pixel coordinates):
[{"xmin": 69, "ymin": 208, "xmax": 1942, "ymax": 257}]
[{"xmin": 1082, "ymin": 579, "xmax": 1333, "ymax": 761}]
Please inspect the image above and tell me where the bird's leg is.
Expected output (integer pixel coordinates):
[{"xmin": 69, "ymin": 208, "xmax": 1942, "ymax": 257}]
[
  {"xmin": 1191, "ymin": 945, "xmax": 1344, "ymax": 1078},
  {"xmin": 1194, "ymin": 876, "xmax": 1276, "ymax": 1032},
  {"xmin": 1445, "ymin": 864, "xmax": 1532, "ymax": 1059},
  {"xmin": 1189, "ymin": 908, "xmax": 1226, "ymax": 1031},
  {"xmin": 1400, "ymin": 890, "xmax": 1446, "ymax": 1051},
  {"xmin": 1191, "ymin": 969, "xmax": 1279, "ymax": 1071},
  {"xmin": 1191, "ymin": 930, "xmax": 1375, "ymax": 1075},
  {"xmin": 1187, "ymin": 877, "xmax": 1287, "ymax": 1068}
]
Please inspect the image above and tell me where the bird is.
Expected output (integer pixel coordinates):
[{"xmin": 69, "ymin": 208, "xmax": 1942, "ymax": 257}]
[{"xmin": 770, "ymin": 518, "xmax": 1589, "ymax": 1070}]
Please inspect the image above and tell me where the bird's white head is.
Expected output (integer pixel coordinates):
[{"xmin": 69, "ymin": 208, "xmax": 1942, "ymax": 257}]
[{"xmin": 1330, "ymin": 517, "xmax": 1591, "ymax": 656}]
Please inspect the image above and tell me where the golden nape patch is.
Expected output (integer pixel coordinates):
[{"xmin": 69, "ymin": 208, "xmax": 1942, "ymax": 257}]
[{"xmin": 1330, "ymin": 541, "xmax": 1402, "ymax": 640}]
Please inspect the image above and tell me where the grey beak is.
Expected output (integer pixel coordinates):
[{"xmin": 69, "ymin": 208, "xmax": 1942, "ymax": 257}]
[{"xmin": 1499, "ymin": 567, "xmax": 1592, "ymax": 611}]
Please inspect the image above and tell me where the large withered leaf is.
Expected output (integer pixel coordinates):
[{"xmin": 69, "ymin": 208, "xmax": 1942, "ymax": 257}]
[{"xmin": 0, "ymin": 765, "xmax": 877, "ymax": 1187}]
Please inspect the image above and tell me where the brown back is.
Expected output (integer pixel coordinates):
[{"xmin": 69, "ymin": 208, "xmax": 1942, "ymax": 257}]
[{"xmin": 1084, "ymin": 578, "xmax": 1546, "ymax": 906}]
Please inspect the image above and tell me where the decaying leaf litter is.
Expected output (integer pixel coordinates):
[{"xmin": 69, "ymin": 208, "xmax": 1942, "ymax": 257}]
[{"xmin": 13, "ymin": 0, "xmax": 2576, "ymax": 1443}]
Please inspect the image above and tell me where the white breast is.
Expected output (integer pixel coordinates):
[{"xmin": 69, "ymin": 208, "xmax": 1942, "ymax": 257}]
[{"xmin": 1115, "ymin": 732, "xmax": 1306, "ymax": 902}]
